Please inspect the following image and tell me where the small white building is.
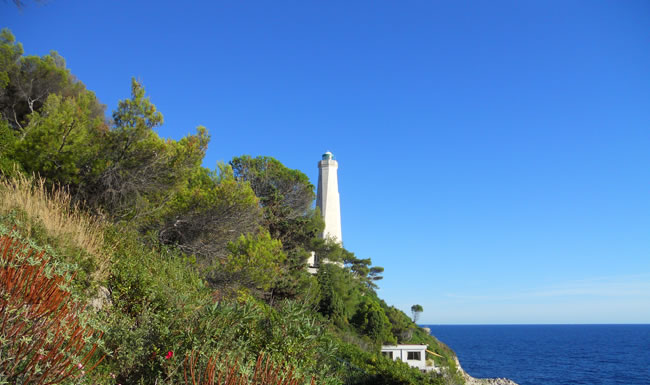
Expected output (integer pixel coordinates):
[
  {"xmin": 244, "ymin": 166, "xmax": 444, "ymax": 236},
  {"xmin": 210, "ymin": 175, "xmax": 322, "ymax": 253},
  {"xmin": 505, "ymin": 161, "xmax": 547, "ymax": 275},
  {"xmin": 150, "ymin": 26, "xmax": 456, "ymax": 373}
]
[{"xmin": 381, "ymin": 344, "xmax": 435, "ymax": 372}]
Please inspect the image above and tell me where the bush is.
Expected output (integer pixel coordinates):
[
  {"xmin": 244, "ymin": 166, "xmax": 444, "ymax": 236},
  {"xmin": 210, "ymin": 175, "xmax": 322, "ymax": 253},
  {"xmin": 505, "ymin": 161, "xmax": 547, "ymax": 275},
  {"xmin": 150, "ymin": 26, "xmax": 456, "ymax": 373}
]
[
  {"xmin": 176, "ymin": 298, "xmax": 340, "ymax": 385},
  {"xmin": 181, "ymin": 351, "xmax": 312, "ymax": 385},
  {"xmin": 98, "ymin": 228, "xmax": 210, "ymax": 384},
  {"xmin": 351, "ymin": 299, "xmax": 396, "ymax": 345},
  {"xmin": 0, "ymin": 232, "xmax": 104, "ymax": 384}
]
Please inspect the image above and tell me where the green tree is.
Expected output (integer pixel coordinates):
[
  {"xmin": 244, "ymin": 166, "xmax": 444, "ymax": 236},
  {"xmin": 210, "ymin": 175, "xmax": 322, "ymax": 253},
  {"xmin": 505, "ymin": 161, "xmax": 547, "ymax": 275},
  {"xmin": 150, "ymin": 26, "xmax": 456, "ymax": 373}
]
[
  {"xmin": 384, "ymin": 305, "xmax": 415, "ymax": 342},
  {"xmin": 155, "ymin": 164, "xmax": 263, "ymax": 268},
  {"xmin": 314, "ymin": 239, "xmax": 384, "ymax": 290},
  {"xmin": 351, "ymin": 298, "xmax": 396, "ymax": 344},
  {"xmin": 346, "ymin": 254, "xmax": 384, "ymax": 289},
  {"xmin": 230, "ymin": 155, "xmax": 322, "ymax": 302},
  {"xmin": 0, "ymin": 29, "xmax": 22, "ymax": 92},
  {"xmin": 89, "ymin": 78, "xmax": 208, "ymax": 220},
  {"xmin": 411, "ymin": 304, "xmax": 423, "ymax": 323},
  {"xmin": 0, "ymin": 119, "xmax": 18, "ymax": 176},
  {"xmin": 316, "ymin": 264, "xmax": 360, "ymax": 326},
  {"xmin": 0, "ymin": 29, "xmax": 107, "ymax": 183},
  {"xmin": 12, "ymin": 92, "xmax": 106, "ymax": 189},
  {"xmin": 0, "ymin": 29, "xmax": 99, "ymax": 135},
  {"xmin": 268, "ymin": 209, "xmax": 324, "ymax": 302},
  {"xmin": 230, "ymin": 155, "xmax": 315, "ymax": 226},
  {"xmin": 218, "ymin": 229, "xmax": 286, "ymax": 292}
]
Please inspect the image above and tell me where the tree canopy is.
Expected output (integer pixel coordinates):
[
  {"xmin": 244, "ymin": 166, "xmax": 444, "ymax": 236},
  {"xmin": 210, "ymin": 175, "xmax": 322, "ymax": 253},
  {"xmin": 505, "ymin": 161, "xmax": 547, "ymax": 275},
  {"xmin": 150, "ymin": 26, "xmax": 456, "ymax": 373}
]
[{"xmin": 411, "ymin": 304, "xmax": 424, "ymax": 323}]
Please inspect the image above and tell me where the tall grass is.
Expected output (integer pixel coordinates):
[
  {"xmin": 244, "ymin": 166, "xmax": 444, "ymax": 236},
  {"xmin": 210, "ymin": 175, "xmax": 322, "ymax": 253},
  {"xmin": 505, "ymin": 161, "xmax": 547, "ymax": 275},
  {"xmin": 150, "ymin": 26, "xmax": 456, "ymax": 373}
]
[{"xmin": 0, "ymin": 173, "xmax": 109, "ymax": 280}]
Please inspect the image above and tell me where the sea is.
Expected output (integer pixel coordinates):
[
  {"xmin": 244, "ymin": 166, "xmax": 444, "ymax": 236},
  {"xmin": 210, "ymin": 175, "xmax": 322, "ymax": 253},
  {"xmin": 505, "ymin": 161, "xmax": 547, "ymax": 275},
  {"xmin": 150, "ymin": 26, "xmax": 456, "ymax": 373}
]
[{"xmin": 425, "ymin": 324, "xmax": 650, "ymax": 385}]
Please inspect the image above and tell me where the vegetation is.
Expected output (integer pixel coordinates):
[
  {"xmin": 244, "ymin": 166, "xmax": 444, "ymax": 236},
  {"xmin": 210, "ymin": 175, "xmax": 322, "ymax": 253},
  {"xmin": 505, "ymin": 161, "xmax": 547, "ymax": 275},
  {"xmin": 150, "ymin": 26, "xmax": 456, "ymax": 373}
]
[
  {"xmin": 411, "ymin": 304, "xmax": 424, "ymax": 323},
  {"xmin": 0, "ymin": 231, "xmax": 104, "ymax": 384},
  {"xmin": 0, "ymin": 29, "xmax": 464, "ymax": 385}
]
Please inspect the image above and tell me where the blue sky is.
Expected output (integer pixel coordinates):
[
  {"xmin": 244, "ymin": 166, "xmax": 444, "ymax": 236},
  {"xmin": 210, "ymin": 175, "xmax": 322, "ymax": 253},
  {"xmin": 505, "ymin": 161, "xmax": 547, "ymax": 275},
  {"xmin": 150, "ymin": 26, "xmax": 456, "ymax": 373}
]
[{"xmin": 3, "ymin": 1, "xmax": 649, "ymax": 324}]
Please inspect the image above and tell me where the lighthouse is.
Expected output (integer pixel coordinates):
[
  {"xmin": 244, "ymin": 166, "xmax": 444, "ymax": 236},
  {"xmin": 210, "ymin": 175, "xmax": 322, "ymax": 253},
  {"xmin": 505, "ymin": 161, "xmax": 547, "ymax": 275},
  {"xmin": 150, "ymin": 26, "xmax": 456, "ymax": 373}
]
[
  {"xmin": 316, "ymin": 151, "xmax": 342, "ymax": 244},
  {"xmin": 307, "ymin": 151, "xmax": 342, "ymax": 271}
]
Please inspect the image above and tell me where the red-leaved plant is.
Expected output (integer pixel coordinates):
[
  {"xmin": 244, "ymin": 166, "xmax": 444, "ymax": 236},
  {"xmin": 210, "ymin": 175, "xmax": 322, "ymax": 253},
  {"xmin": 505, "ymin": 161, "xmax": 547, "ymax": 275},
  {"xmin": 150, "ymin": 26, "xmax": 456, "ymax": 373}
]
[{"xmin": 0, "ymin": 232, "xmax": 104, "ymax": 384}]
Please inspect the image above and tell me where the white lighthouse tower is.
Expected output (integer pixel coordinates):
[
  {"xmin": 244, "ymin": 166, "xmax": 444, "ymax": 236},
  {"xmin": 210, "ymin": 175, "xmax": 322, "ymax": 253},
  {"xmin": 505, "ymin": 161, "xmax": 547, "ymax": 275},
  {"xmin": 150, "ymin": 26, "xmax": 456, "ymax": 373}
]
[
  {"xmin": 307, "ymin": 151, "xmax": 342, "ymax": 271},
  {"xmin": 316, "ymin": 151, "xmax": 342, "ymax": 244}
]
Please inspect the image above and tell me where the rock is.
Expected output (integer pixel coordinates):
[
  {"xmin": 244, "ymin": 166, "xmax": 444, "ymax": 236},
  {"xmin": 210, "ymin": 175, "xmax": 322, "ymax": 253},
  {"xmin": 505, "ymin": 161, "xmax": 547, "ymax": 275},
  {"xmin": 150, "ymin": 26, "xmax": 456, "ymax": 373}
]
[
  {"xmin": 89, "ymin": 286, "xmax": 112, "ymax": 311},
  {"xmin": 464, "ymin": 377, "xmax": 518, "ymax": 385},
  {"xmin": 455, "ymin": 357, "xmax": 519, "ymax": 385}
]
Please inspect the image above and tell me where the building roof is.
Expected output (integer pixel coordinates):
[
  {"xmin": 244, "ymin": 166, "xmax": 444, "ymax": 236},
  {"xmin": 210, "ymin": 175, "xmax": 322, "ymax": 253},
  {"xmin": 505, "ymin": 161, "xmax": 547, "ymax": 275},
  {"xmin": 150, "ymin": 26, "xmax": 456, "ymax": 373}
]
[{"xmin": 381, "ymin": 344, "xmax": 428, "ymax": 350}]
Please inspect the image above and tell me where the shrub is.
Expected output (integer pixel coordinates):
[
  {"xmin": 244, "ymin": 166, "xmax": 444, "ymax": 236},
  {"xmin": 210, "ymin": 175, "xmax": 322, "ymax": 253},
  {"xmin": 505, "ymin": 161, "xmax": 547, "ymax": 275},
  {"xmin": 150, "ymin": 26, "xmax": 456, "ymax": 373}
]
[
  {"xmin": 99, "ymin": 228, "xmax": 210, "ymax": 384},
  {"xmin": 351, "ymin": 299, "xmax": 396, "ymax": 345},
  {"xmin": 182, "ymin": 351, "xmax": 314, "ymax": 385},
  {"xmin": 0, "ymin": 232, "xmax": 104, "ymax": 384},
  {"xmin": 177, "ymin": 298, "xmax": 340, "ymax": 384}
]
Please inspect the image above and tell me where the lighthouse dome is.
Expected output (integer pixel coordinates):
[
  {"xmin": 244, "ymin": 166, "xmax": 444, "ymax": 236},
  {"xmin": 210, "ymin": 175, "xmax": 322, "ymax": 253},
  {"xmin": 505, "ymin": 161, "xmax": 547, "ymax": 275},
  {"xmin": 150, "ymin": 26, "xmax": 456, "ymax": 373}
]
[{"xmin": 322, "ymin": 151, "xmax": 334, "ymax": 160}]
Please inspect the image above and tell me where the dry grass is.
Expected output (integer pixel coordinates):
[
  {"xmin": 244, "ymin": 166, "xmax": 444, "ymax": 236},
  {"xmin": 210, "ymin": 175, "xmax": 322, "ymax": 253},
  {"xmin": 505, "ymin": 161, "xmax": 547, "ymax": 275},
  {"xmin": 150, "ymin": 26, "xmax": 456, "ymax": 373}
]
[{"xmin": 0, "ymin": 173, "xmax": 110, "ymax": 280}]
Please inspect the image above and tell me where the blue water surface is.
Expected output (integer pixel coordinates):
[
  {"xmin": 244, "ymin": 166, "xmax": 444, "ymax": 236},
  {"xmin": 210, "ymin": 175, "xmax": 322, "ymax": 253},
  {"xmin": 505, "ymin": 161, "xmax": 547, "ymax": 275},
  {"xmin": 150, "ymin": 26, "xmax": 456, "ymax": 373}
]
[{"xmin": 425, "ymin": 325, "xmax": 650, "ymax": 385}]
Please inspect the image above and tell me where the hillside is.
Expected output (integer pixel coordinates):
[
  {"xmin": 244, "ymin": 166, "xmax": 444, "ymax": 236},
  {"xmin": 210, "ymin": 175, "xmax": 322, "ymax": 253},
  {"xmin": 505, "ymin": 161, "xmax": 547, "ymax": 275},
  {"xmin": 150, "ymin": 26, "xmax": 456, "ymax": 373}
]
[{"xmin": 0, "ymin": 29, "xmax": 465, "ymax": 385}]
